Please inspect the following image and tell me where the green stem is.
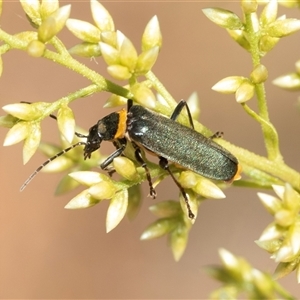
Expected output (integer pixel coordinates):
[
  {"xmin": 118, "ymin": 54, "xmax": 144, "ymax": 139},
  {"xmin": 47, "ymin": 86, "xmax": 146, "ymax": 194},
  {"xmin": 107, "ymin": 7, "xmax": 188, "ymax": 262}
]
[
  {"xmin": 244, "ymin": 13, "xmax": 282, "ymax": 161},
  {"xmin": 0, "ymin": 28, "xmax": 132, "ymax": 99}
]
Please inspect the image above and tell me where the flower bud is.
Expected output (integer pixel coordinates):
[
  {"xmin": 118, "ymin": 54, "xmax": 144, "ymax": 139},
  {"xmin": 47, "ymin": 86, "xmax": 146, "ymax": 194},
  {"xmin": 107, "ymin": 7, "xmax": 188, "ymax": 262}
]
[
  {"xmin": 266, "ymin": 19, "xmax": 300, "ymax": 38},
  {"xmin": 65, "ymin": 189, "xmax": 99, "ymax": 209},
  {"xmin": 260, "ymin": 0, "xmax": 277, "ymax": 26},
  {"xmin": 27, "ymin": 40, "xmax": 46, "ymax": 57},
  {"xmin": 23, "ymin": 123, "xmax": 41, "ymax": 164},
  {"xmin": 57, "ymin": 105, "xmax": 75, "ymax": 143},
  {"xmin": 113, "ymin": 156, "xmax": 139, "ymax": 181},
  {"xmin": 135, "ymin": 46, "xmax": 159, "ymax": 75},
  {"xmin": 149, "ymin": 200, "xmax": 182, "ymax": 218},
  {"xmin": 88, "ymin": 180, "xmax": 116, "ymax": 200},
  {"xmin": 192, "ymin": 176, "xmax": 225, "ymax": 199},
  {"xmin": 212, "ymin": 76, "xmax": 244, "ymax": 94},
  {"xmin": 178, "ymin": 171, "xmax": 197, "ymax": 189},
  {"xmin": 170, "ymin": 223, "xmax": 188, "ymax": 261},
  {"xmin": 99, "ymin": 42, "xmax": 119, "ymax": 65},
  {"xmin": 142, "ymin": 15, "xmax": 162, "ymax": 51},
  {"xmin": 68, "ymin": 42, "xmax": 101, "ymax": 57},
  {"xmin": 241, "ymin": 0, "xmax": 258, "ymax": 14},
  {"xmin": 227, "ymin": 29, "xmax": 251, "ymax": 51},
  {"xmin": 20, "ymin": 0, "xmax": 41, "ymax": 26},
  {"xmin": 66, "ymin": 19, "xmax": 101, "ymax": 43},
  {"xmin": 275, "ymin": 209, "xmax": 294, "ymax": 227},
  {"xmin": 140, "ymin": 217, "xmax": 177, "ymax": 240},
  {"xmin": 100, "ymin": 31, "xmax": 117, "ymax": 47},
  {"xmin": 38, "ymin": 5, "xmax": 71, "ymax": 42},
  {"xmin": 119, "ymin": 36, "xmax": 138, "ymax": 72},
  {"xmin": 273, "ymin": 72, "xmax": 300, "ymax": 91},
  {"xmin": 2, "ymin": 103, "xmax": 39, "ymax": 120},
  {"xmin": 3, "ymin": 121, "xmax": 29, "ymax": 146},
  {"xmin": 0, "ymin": 115, "xmax": 18, "ymax": 128},
  {"xmin": 131, "ymin": 84, "xmax": 156, "ymax": 109},
  {"xmin": 106, "ymin": 189, "xmax": 128, "ymax": 232},
  {"xmin": 259, "ymin": 222, "xmax": 284, "ymax": 241},
  {"xmin": 91, "ymin": 0, "xmax": 114, "ymax": 32},
  {"xmin": 259, "ymin": 35, "xmax": 279, "ymax": 54},
  {"xmin": 257, "ymin": 192, "xmax": 281, "ymax": 215},
  {"xmin": 69, "ymin": 171, "xmax": 110, "ymax": 186},
  {"xmin": 235, "ymin": 80, "xmax": 255, "ymax": 103},
  {"xmin": 40, "ymin": 0, "xmax": 59, "ymax": 19},
  {"xmin": 104, "ymin": 93, "xmax": 127, "ymax": 108},
  {"xmin": 202, "ymin": 8, "xmax": 243, "ymax": 30},
  {"xmin": 250, "ymin": 64, "xmax": 268, "ymax": 83},
  {"xmin": 107, "ymin": 64, "xmax": 131, "ymax": 80}
]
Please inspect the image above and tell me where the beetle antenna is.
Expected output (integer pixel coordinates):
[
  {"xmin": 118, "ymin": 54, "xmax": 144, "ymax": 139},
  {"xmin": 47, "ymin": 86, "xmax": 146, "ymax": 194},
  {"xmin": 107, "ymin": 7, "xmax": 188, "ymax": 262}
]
[{"xmin": 20, "ymin": 141, "xmax": 86, "ymax": 192}]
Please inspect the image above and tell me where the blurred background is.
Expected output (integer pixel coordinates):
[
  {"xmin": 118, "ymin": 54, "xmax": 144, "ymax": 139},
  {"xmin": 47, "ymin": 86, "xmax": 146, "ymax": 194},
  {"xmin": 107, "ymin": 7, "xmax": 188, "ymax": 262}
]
[{"xmin": 1, "ymin": 1, "xmax": 300, "ymax": 298}]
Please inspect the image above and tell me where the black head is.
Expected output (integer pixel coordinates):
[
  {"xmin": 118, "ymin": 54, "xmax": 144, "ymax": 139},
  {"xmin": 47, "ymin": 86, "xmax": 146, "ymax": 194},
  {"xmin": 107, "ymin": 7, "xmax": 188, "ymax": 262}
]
[{"xmin": 83, "ymin": 124, "xmax": 102, "ymax": 160}]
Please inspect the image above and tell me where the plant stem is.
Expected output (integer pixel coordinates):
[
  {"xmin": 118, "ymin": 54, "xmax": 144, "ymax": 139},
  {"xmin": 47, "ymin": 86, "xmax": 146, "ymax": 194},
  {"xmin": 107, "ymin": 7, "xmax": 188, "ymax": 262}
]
[{"xmin": 244, "ymin": 13, "xmax": 282, "ymax": 161}]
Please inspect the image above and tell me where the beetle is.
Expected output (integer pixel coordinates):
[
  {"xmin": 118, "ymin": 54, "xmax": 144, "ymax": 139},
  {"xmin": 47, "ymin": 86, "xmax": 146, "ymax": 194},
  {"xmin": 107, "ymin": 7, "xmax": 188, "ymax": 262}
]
[{"xmin": 21, "ymin": 99, "xmax": 241, "ymax": 219}]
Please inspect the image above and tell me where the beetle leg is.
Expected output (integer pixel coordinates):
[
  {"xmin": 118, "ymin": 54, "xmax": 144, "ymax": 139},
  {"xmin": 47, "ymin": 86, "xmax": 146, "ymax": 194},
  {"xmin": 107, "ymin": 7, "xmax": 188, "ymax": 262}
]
[
  {"xmin": 132, "ymin": 142, "xmax": 157, "ymax": 199},
  {"xmin": 100, "ymin": 146, "xmax": 125, "ymax": 170},
  {"xmin": 159, "ymin": 157, "xmax": 195, "ymax": 219},
  {"xmin": 170, "ymin": 100, "xmax": 195, "ymax": 129}
]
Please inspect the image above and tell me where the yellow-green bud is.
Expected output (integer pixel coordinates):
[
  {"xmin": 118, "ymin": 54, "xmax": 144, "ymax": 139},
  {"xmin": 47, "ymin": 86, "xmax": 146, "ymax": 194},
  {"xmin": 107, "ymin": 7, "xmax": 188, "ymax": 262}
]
[
  {"xmin": 140, "ymin": 218, "xmax": 177, "ymax": 240},
  {"xmin": 235, "ymin": 80, "xmax": 255, "ymax": 103},
  {"xmin": 275, "ymin": 209, "xmax": 294, "ymax": 227},
  {"xmin": 212, "ymin": 76, "xmax": 244, "ymax": 94},
  {"xmin": 170, "ymin": 223, "xmax": 189, "ymax": 261},
  {"xmin": 202, "ymin": 8, "xmax": 243, "ymax": 30},
  {"xmin": 40, "ymin": 0, "xmax": 59, "ymax": 19},
  {"xmin": 250, "ymin": 64, "xmax": 268, "ymax": 83},
  {"xmin": 91, "ymin": 0, "xmax": 114, "ymax": 32},
  {"xmin": 266, "ymin": 19, "xmax": 300, "ymax": 38},
  {"xmin": 88, "ymin": 181, "xmax": 116, "ymax": 200},
  {"xmin": 113, "ymin": 156, "xmax": 139, "ymax": 181},
  {"xmin": 23, "ymin": 123, "xmax": 41, "ymax": 164},
  {"xmin": 260, "ymin": 0, "xmax": 277, "ymax": 26},
  {"xmin": 131, "ymin": 84, "xmax": 156, "ymax": 109},
  {"xmin": 0, "ymin": 115, "xmax": 18, "ymax": 128},
  {"xmin": 38, "ymin": 5, "xmax": 71, "ymax": 42},
  {"xmin": 3, "ymin": 121, "xmax": 29, "ymax": 146},
  {"xmin": 142, "ymin": 15, "xmax": 162, "ymax": 51},
  {"xmin": 106, "ymin": 189, "xmax": 128, "ymax": 233},
  {"xmin": 27, "ymin": 40, "xmax": 46, "ymax": 57},
  {"xmin": 57, "ymin": 105, "xmax": 75, "ymax": 143},
  {"xmin": 273, "ymin": 72, "xmax": 300, "ymax": 91},
  {"xmin": 99, "ymin": 42, "xmax": 119, "ymax": 65},
  {"xmin": 104, "ymin": 93, "xmax": 128, "ymax": 108},
  {"xmin": 2, "ymin": 102, "xmax": 41, "ymax": 120},
  {"xmin": 20, "ymin": 0, "xmax": 41, "ymax": 26},
  {"xmin": 100, "ymin": 31, "xmax": 117, "ymax": 47},
  {"xmin": 192, "ymin": 177, "xmax": 225, "ymax": 199},
  {"xmin": 257, "ymin": 192, "xmax": 282, "ymax": 215},
  {"xmin": 259, "ymin": 35, "xmax": 279, "ymax": 54},
  {"xmin": 107, "ymin": 64, "xmax": 131, "ymax": 80},
  {"xmin": 119, "ymin": 36, "xmax": 138, "ymax": 72},
  {"xmin": 65, "ymin": 189, "xmax": 99, "ymax": 209},
  {"xmin": 66, "ymin": 19, "xmax": 101, "ymax": 43},
  {"xmin": 241, "ymin": 0, "xmax": 258, "ymax": 14},
  {"xmin": 178, "ymin": 171, "xmax": 197, "ymax": 189},
  {"xmin": 68, "ymin": 42, "xmax": 101, "ymax": 57},
  {"xmin": 227, "ymin": 29, "xmax": 251, "ymax": 51},
  {"xmin": 149, "ymin": 200, "xmax": 182, "ymax": 218},
  {"xmin": 135, "ymin": 46, "xmax": 159, "ymax": 75},
  {"xmin": 186, "ymin": 92, "xmax": 200, "ymax": 120},
  {"xmin": 69, "ymin": 171, "xmax": 110, "ymax": 186},
  {"xmin": 259, "ymin": 223, "xmax": 284, "ymax": 241}
]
